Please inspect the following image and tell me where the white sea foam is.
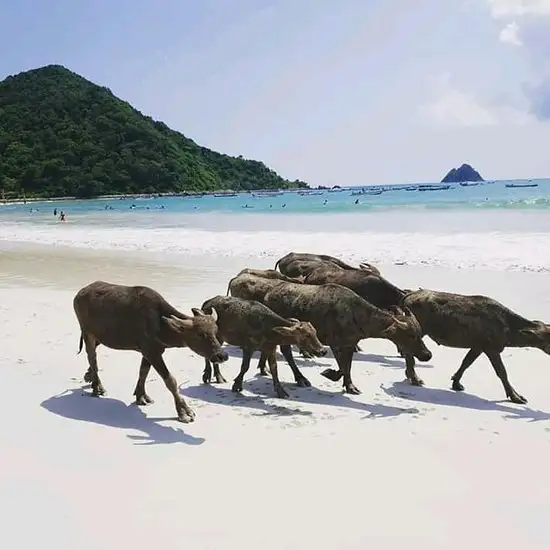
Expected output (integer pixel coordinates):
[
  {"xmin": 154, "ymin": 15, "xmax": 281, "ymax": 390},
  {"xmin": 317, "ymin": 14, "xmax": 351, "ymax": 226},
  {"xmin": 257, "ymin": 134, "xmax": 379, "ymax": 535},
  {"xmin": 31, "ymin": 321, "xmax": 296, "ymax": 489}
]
[{"xmin": 1, "ymin": 221, "xmax": 549, "ymax": 273}]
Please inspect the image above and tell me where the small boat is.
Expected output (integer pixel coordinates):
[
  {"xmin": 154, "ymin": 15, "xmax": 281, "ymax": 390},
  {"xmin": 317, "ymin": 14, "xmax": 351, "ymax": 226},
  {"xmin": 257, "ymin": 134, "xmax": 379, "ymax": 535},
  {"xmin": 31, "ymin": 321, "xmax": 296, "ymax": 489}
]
[
  {"xmin": 459, "ymin": 181, "xmax": 480, "ymax": 187},
  {"xmin": 505, "ymin": 182, "xmax": 539, "ymax": 188},
  {"xmin": 213, "ymin": 192, "xmax": 238, "ymax": 197},
  {"xmin": 417, "ymin": 184, "xmax": 451, "ymax": 192}
]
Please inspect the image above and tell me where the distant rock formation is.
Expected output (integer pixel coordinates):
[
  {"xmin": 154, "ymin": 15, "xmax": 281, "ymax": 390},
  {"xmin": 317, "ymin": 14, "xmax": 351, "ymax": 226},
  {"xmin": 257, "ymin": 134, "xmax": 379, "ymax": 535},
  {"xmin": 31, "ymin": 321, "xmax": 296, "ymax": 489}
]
[{"xmin": 441, "ymin": 164, "xmax": 484, "ymax": 183}]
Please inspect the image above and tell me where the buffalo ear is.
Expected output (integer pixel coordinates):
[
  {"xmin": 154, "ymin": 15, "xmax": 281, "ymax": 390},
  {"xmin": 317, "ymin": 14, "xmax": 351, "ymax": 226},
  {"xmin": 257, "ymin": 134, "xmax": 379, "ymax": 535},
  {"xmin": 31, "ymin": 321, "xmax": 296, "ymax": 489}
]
[
  {"xmin": 520, "ymin": 327, "xmax": 538, "ymax": 337},
  {"xmin": 162, "ymin": 315, "xmax": 194, "ymax": 331},
  {"xmin": 272, "ymin": 326, "xmax": 293, "ymax": 337},
  {"xmin": 210, "ymin": 307, "xmax": 218, "ymax": 323},
  {"xmin": 379, "ymin": 323, "xmax": 396, "ymax": 338}
]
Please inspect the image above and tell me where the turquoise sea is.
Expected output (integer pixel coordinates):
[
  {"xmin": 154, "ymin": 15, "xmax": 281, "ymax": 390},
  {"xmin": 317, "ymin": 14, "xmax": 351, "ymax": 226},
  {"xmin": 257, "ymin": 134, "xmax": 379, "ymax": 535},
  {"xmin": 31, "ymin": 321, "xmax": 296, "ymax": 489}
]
[{"xmin": 2, "ymin": 178, "xmax": 550, "ymax": 273}]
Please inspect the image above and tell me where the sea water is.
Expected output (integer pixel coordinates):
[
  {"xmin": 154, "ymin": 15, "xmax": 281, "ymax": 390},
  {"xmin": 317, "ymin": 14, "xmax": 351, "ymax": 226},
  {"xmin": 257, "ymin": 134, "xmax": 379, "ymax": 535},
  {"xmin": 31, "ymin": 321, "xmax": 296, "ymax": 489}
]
[{"xmin": 2, "ymin": 178, "xmax": 550, "ymax": 273}]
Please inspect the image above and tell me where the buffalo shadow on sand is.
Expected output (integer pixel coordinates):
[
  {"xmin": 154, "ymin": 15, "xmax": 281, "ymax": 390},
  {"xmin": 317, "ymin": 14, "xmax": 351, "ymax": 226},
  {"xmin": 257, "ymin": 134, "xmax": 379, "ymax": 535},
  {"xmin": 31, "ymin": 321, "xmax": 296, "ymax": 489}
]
[
  {"xmin": 352, "ymin": 352, "xmax": 434, "ymax": 369},
  {"xmin": 182, "ymin": 376, "xmax": 421, "ymax": 420},
  {"xmin": 41, "ymin": 387, "xmax": 206, "ymax": 446},
  {"xmin": 381, "ymin": 380, "xmax": 550, "ymax": 422}
]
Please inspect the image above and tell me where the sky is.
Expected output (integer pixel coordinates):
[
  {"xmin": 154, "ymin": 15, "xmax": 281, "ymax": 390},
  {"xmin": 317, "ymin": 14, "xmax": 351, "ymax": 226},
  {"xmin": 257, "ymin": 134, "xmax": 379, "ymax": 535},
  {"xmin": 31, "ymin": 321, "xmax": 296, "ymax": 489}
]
[{"xmin": 1, "ymin": 0, "xmax": 550, "ymax": 186}]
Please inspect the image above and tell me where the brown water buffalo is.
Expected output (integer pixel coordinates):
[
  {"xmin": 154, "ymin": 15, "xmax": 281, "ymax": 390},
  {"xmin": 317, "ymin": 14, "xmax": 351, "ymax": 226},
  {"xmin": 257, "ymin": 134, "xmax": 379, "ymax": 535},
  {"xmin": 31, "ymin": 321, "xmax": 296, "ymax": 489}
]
[
  {"xmin": 275, "ymin": 252, "xmax": 380, "ymax": 278},
  {"xmin": 201, "ymin": 295, "xmax": 325, "ymax": 397},
  {"xmin": 73, "ymin": 280, "xmax": 228, "ymax": 423},
  {"xmin": 227, "ymin": 269, "xmax": 362, "ymax": 366},
  {"xmin": 304, "ymin": 268, "xmax": 405, "ymax": 310},
  {"xmin": 263, "ymin": 282, "xmax": 432, "ymax": 394},
  {"xmin": 304, "ymin": 267, "xmax": 407, "ymax": 357},
  {"xmin": 402, "ymin": 289, "xmax": 550, "ymax": 404}
]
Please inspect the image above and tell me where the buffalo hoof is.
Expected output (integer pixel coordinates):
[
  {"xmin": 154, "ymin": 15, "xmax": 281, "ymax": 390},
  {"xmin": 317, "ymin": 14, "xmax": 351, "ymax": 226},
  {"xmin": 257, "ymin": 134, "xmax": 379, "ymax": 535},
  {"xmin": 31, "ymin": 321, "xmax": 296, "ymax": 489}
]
[
  {"xmin": 409, "ymin": 377, "xmax": 425, "ymax": 387},
  {"xmin": 202, "ymin": 372, "xmax": 211, "ymax": 384},
  {"xmin": 296, "ymin": 377, "xmax": 311, "ymax": 388},
  {"xmin": 214, "ymin": 374, "xmax": 227, "ymax": 384},
  {"xmin": 232, "ymin": 382, "xmax": 243, "ymax": 393},
  {"xmin": 257, "ymin": 369, "xmax": 270, "ymax": 377},
  {"xmin": 91, "ymin": 386, "xmax": 106, "ymax": 397},
  {"xmin": 84, "ymin": 370, "xmax": 93, "ymax": 383},
  {"xmin": 321, "ymin": 368, "xmax": 343, "ymax": 382},
  {"xmin": 508, "ymin": 392, "xmax": 527, "ymax": 405},
  {"xmin": 178, "ymin": 410, "xmax": 196, "ymax": 423},
  {"xmin": 135, "ymin": 394, "xmax": 154, "ymax": 406},
  {"xmin": 345, "ymin": 384, "xmax": 361, "ymax": 395},
  {"xmin": 275, "ymin": 386, "xmax": 289, "ymax": 399},
  {"xmin": 451, "ymin": 379, "xmax": 464, "ymax": 392}
]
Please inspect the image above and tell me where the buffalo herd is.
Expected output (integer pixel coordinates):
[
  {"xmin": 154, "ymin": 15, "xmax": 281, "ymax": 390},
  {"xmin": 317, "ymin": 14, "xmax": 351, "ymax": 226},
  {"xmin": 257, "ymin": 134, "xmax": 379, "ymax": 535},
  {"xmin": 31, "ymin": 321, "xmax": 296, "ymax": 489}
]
[{"xmin": 74, "ymin": 251, "xmax": 550, "ymax": 422}]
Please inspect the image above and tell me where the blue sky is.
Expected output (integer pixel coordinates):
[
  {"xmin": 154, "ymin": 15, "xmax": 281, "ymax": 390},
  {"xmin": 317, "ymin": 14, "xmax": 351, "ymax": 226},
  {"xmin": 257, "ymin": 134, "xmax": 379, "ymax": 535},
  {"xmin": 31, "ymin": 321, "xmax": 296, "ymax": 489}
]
[{"xmin": 1, "ymin": 0, "xmax": 550, "ymax": 185}]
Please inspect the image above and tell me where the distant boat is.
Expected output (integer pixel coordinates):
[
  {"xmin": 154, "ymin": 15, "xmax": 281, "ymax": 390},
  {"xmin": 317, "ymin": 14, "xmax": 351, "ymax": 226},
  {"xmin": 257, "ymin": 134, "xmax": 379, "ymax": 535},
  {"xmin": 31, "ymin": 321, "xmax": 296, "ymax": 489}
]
[
  {"xmin": 328, "ymin": 188, "xmax": 345, "ymax": 193},
  {"xmin": 213, "ymin": 192, "xmax": 238, "ymax": 197},
  {"xmin": 505, "ymin": 182, "xmax": 538, "ymax": 188},
  {"xmin": 459, "ymin": 181, "xmax": 480, "ymax": 187},
  {"xmin": 417, "ymin": 184, "xmax": 451, "ymax": 192}
]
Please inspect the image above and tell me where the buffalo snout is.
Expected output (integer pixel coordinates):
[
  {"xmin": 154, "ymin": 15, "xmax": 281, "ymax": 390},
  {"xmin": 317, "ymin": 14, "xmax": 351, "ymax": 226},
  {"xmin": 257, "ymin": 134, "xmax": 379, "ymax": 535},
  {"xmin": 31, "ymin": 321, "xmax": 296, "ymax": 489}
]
[
  {"xmin": 416, "ymin": 348, "xmax": 432, "ymax": 362},
  {"xmin": 211, "ymin": 350, "xmax": 229, "ymax": 363}
]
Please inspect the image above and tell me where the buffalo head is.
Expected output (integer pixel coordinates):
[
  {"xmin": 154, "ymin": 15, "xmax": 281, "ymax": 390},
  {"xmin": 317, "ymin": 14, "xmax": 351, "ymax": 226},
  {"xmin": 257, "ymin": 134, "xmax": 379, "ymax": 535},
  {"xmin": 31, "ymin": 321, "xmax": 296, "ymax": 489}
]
[
  {"xmin": 161, "ymin": 308, "xmax": 228, "ymax": 363},
  {"xmin": 272, "ymin": 318, "xmax": 326, "ymax": 357},
  {"xmin": 380, "ymin": 306, "xmax": 432, "ymax": 362},
  {"xmin": 519, "ymin": 321, "xmax": 550, "ymax": 354}
]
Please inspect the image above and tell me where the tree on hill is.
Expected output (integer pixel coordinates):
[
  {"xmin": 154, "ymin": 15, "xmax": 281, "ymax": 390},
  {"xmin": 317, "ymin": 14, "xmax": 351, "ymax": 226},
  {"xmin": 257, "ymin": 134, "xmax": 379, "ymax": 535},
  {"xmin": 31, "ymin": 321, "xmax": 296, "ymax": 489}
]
[{"xmin": 0, "ymin": 64, "xmax": 308, "ymax": 198}]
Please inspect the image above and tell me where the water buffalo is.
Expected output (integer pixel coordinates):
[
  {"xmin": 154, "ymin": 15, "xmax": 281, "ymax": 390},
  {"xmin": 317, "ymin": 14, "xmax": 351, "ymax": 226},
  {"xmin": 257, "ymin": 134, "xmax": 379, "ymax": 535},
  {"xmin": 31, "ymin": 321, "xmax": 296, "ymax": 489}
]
[
  {"xmin": 201, "ymin": 295, "xmax": 325, "ymax": 397},
  {"xmin": 263, "ymin": 282, "xmax": 432, "ymax": 394},
  {"xmin": 304, "ymin": 268, "xmax": 405, "ymax": 310},
  {"xmin": 304, "ymin": 267, "xmax": 408, "ymax": 357},
  {"xmin": 402, "ymin": 289, "xmax": 550, "ymax": 404},
  {"xmin": 275, "ymin": 252, "xmax": 380, "ymax": 278},
  {"xmin": 74, "ymin": 280, "xmax": 228, "ymax": 423}
]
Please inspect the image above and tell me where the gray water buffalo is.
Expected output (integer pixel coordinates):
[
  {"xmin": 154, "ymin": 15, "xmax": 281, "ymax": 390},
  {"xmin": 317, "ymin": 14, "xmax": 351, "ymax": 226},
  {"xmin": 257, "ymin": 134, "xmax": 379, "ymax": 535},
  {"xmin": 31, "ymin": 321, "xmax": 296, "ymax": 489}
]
[
  {"xmin": 263, "ymin": 282, "xmax": 432, "ymax": 394},
  {"xmin": 201, "ymin": 295, "xmax": 325, "ymax": 397},
  {"xmin": 227, "ymin": 270, "xmax": 317, "ymax": 364},
  {"xmin": 275, "ymin": 252, "xmax": 380, "ymax": 278},
  {"xmin": 73, "ymin": 281, "xmax": 228, "ymax": 423},
  {"xmin": 402, "ymin": 289, "xmax": 550, "ymax": 404},
  {"xmin": 304, "ymin": 268, "xmax": 405, "ymax": 310}
]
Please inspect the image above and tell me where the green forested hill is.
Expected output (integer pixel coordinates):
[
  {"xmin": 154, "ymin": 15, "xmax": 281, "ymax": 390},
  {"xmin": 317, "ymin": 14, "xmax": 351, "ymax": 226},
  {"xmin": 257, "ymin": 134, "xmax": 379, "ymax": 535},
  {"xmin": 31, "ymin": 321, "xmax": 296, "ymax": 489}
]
[{"xmin": 0, "ymin": 65, "xmax": 307, "ymax": 198}]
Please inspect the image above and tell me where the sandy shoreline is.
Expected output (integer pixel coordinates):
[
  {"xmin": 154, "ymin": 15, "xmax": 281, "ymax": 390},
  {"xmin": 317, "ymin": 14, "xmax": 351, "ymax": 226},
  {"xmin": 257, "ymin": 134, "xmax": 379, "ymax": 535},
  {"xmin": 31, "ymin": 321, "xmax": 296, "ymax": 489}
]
[{"xmin": 2, "ymin": 245, "xmax": 550, "ymax": 549}]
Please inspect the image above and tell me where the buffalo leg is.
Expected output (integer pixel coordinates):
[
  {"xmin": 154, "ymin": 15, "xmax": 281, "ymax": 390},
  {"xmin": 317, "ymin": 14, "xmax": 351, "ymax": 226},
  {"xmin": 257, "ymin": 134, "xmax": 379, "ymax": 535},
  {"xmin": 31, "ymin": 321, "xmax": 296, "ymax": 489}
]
[
  {"xmin": 266, "ymin": 348, "xmax": 289, "ymax": 398},
  {"xmin": 451, "ymin": 348, "xmax": 482, "ymax": 391},
  {"xmin": 83, "ymin": 335, "xmax": 105, "ymax": 397},
  {"xmin": 299, "ymin": 347, "xmax": 313, "ymax": 359},
  {"xmin": 202, "ymin": 359, "xmax": 213, "ymax": 384},
  {"xmin": 84, "ymin": 340, "xmax": 100, "ymax": 383},
  {"xmin": 257, "ymin": 352, "xmax": 270, "ymax": 376},
  {"xmin": 280, "ymin": 344, "xmax": 311, "ymax": 387},
  {"xmin": 485, "ymin": 351, "xmax": 527, "ymax": 405},
  {"xmin": 404, "ymin": 354, "xmax": 424, "ymax": 386},
  {"xmin": 333, "ymin": 347, "xmax": 360, "ymax": 395},
  {"xmin": 133, "ymin": 357, "xmax": 154, "ymax": 405},
  {"xmin": 148, "ymin": 352, "xmax": 195, "ymax": 423},
  {"xmin": 232, "ymin": 349, "xmax": 252, "ymax": 393},
  {"xmin": 203, "ymin": 360, "xmax": 227, "ymax": 384}
]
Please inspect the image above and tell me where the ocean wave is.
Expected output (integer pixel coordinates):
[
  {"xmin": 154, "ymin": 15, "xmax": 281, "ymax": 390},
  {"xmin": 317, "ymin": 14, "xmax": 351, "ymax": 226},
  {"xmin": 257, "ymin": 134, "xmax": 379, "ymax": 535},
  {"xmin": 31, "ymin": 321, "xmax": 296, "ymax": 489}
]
[{"xmin": 1, "ymin": 222, "xmax": 549, "ymax": 273}]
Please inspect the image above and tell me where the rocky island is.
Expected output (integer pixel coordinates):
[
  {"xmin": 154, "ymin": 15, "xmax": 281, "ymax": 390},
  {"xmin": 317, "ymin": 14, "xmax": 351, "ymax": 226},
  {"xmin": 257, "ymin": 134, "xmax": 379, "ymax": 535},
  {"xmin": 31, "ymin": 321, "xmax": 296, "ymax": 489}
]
[
  {"xmin": 441, "ymin": 164, "xmax": 484, "ymax": 183},
  {"xmin": 0, "ymin": 65, "xmax": 308, "ymax": 199}
]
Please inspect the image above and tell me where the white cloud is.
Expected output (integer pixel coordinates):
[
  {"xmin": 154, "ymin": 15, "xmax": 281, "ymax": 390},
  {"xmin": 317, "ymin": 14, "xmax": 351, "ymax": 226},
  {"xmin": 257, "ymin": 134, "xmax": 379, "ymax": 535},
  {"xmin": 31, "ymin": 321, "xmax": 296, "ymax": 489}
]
[
  {"xmin": 421, "ymin": 73, "xmax": 532, "ymax": 127},
  {"xmin": 499, "ymin": 20, "xmax": 523, "ymax": 44},
  {"xmin": 487, "ymin": 0, "xmax": 550, "ymax": 18}
]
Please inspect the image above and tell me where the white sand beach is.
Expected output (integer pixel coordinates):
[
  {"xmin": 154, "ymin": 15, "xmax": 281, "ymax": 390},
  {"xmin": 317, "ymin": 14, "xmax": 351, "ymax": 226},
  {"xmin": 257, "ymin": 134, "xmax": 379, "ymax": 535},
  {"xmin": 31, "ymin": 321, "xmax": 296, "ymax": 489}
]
[{"xmin": 1, "ymin": 244, "xmax": 550, "ymax": 550}]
